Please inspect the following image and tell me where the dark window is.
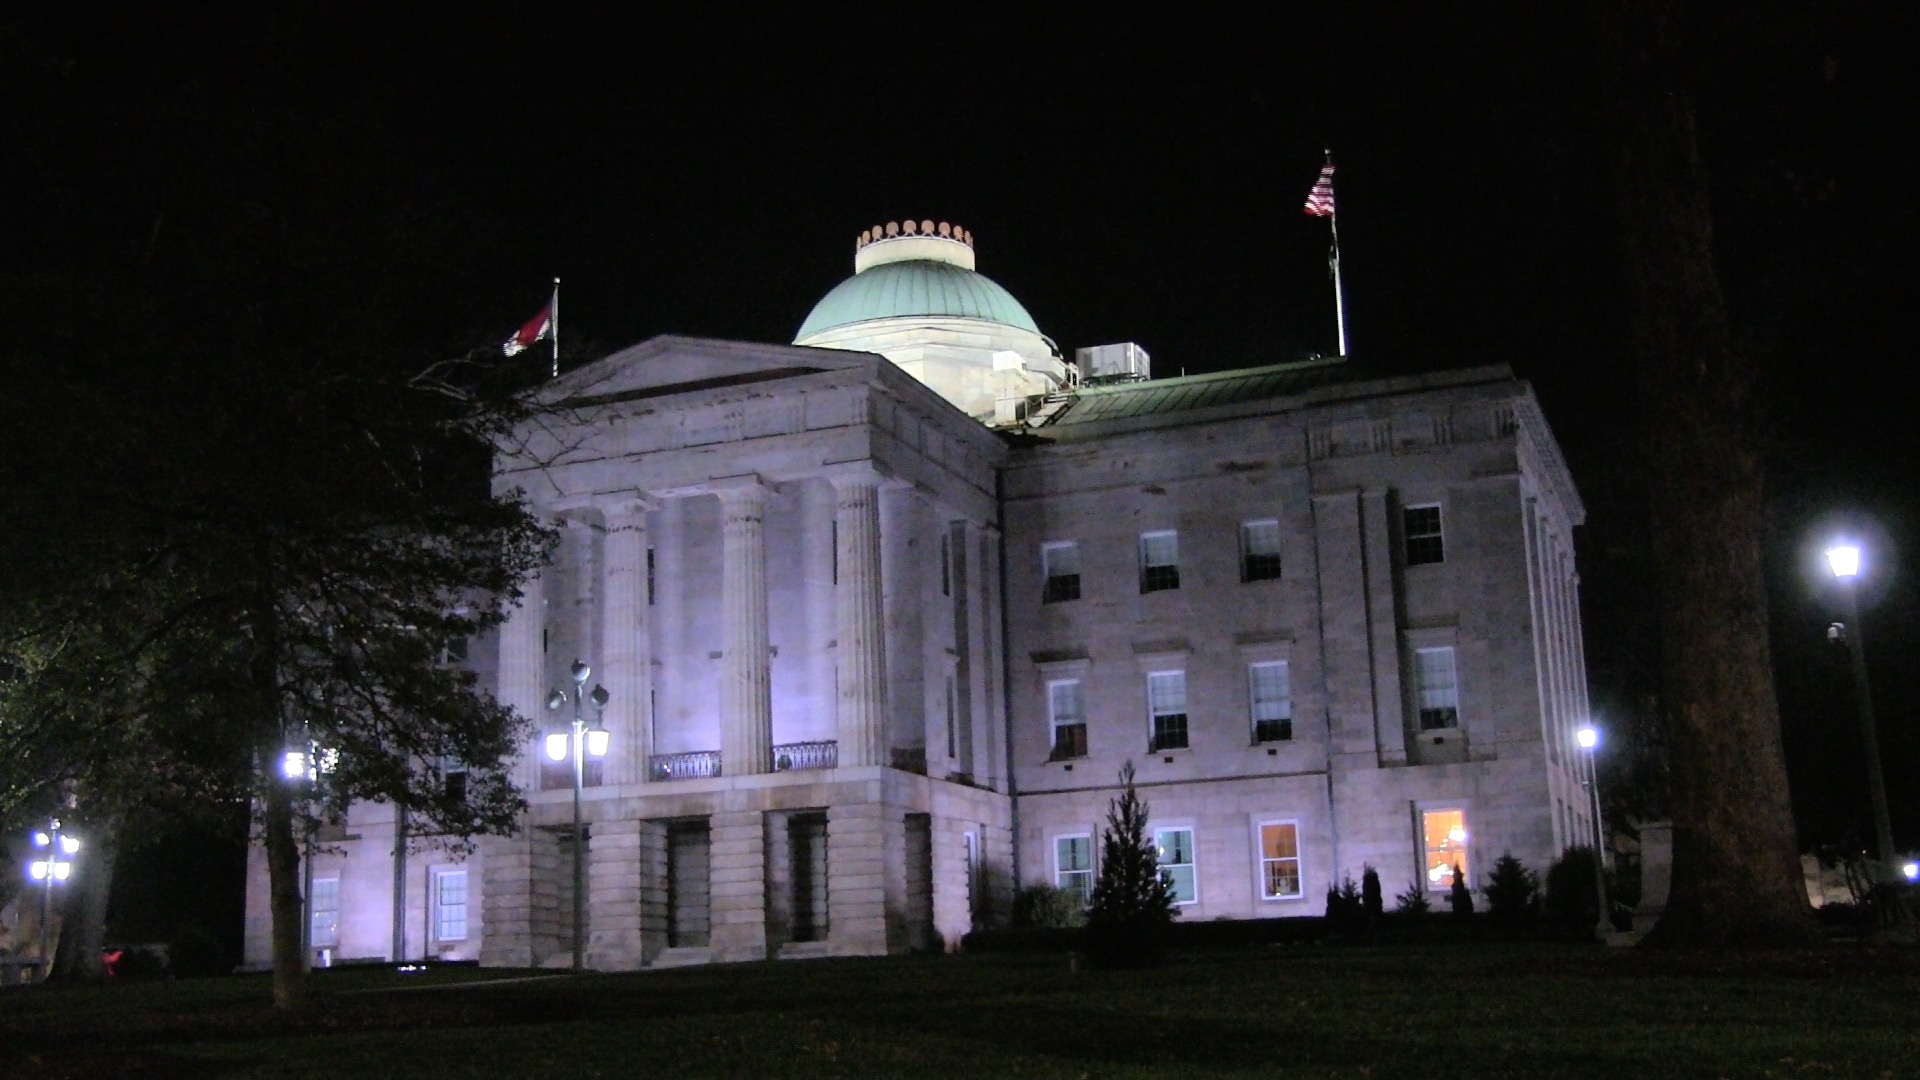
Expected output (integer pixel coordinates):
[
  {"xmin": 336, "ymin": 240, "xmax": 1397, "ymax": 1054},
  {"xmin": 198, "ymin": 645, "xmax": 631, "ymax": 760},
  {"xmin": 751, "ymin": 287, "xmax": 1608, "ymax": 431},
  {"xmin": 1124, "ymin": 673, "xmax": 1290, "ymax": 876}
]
[
  {"xmin": 1042, "ymin": 542, "xmax": 1081, "ymax": 603},
  {"xmin": 1139, "ymin": 531, "xmax": 1180, "ymax": 593},
  {"xmin": 1049, "ymin": 723, "xmax": 1088, "ymax": 761},
  {"xmin": 1150, "ymin": 714, "xmax": 1189, "ymax": 751},
  {"xmin": 1404, "ymin": 505, "xmax": 1445, "ymax": 566},
  {"xmin": 647, "ymin": 548, "xmax": 656, "ymax": 605},
  {"xmin": 1242, "ymin": 520, "xmax": 1283, "ymax": 582}
]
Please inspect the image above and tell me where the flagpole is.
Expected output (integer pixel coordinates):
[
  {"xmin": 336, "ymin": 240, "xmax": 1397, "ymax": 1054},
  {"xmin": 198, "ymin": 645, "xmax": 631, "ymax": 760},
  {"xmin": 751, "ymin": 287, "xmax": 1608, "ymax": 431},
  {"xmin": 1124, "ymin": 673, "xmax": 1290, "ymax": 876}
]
[
  {"xmin": 1324, "ymin": 149, "xmax": 1348, "ymax": 358},
  {"xmin": 551, "ymin": 277, "xmax": 561, "ymax": 379}
]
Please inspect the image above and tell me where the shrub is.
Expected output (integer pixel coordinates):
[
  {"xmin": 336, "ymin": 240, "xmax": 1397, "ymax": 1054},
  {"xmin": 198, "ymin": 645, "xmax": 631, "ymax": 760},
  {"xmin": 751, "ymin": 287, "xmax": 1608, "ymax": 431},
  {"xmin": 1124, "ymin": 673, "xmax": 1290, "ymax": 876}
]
[
  {"xmin": 167, "ymin": 926, "xmax": 231, "ymax": 978},
  {"xmin": 1448, "ymin": 864, "xmax": 1474, "ymax": 920},
  {"xmin": 1483, "ymin": 852, "xmax": 1540, "ymax": 932},
  {"xmin": 1084, "ymin": 761, "xmax": 1175, "ymax": 967},
  {"xmin": 1011, "ymin": 884, "xmax": 1086, "ymax": 929},
  {"xmin": 1324, "ymin": 874, "xmax": 1365, "ymax": 937},
  {"xmin": 1361, "ymin": 866, "xmax": 1384, "ymax": 928},
  {"xmin": 1544, "ymin": 846, "xmax": 1602, "ymax": 937},
  {"xmin": 1394, "ymin": 882, "xmax": 1432, "ymax": 918}
]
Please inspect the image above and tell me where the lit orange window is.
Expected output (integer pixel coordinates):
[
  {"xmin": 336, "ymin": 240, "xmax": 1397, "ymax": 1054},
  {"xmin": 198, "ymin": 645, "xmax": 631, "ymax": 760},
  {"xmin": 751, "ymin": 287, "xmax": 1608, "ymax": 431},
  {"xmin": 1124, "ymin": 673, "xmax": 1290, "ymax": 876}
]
[{"xmin": 1422, "ymin": 808, "xmax": 1469, "ymax": 890}]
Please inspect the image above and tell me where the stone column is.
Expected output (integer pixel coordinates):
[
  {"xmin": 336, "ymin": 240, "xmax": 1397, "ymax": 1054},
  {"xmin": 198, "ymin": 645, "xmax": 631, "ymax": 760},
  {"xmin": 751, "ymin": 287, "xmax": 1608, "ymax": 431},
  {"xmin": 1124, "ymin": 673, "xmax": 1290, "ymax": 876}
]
[
  {"xmin": 499, "ymin": 566, "xmax": 546, "ymax": 790},
  {"xmin": 718, "ymin": 481, "xmax": 773, "ymax": 776},
  {"xmin": 601, "ymin": 498, "xmax": 654, "ymax": 784},
  {"xmin": 709, "ymin": 809, "xmax": 768, "ymax": 962},
  {"xmin": 832, "ymin": 473, "xmax": 889, "ymax": 768}
]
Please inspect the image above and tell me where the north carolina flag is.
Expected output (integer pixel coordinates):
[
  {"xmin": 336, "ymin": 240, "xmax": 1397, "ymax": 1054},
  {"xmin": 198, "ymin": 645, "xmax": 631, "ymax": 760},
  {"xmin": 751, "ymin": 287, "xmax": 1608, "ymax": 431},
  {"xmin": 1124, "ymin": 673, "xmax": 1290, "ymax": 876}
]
[
  {"xmin": 502, "ymin": 301, "xmax": 553, "ymax": 356},
  {"xmin": 1303, "ymin": 162, "xmax": 1336, "ymax": 217}
]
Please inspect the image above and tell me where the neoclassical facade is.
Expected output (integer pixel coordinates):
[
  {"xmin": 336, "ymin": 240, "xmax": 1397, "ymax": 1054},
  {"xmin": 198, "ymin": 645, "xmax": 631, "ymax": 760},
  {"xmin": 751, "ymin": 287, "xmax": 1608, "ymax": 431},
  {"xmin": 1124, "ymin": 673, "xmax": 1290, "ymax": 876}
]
[{"xmin": 244, "ymin": 221, "xmax": 1594, "ymax": 969}]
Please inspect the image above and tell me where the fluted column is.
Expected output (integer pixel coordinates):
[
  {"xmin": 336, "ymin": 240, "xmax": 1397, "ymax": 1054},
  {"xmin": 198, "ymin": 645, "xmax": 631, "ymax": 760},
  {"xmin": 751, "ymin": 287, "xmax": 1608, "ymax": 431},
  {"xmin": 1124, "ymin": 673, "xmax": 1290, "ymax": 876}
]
[
  {"xmin": 718, "ymin": 481, "xmax": 773, "ymax": 776},
  {"xmin": 500, "ymin": 565, "xmax": 547, "ymax": 790},
  {"xmin": 833, "ymin": 474, "xmax": 888, "ymax": 768},
  {"xmin": 600, "ymin": 497, "xmax": 654, "ymax": 784}
]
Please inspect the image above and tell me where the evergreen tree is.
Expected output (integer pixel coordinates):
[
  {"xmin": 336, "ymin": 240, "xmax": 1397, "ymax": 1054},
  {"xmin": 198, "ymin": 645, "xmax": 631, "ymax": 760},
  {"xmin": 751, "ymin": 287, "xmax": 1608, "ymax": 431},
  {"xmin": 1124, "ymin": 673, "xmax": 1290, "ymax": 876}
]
[
  {"xmin": 1361, "ymin": 865, "xmax": 1384, "ymax": 928},
  {"xmin": 1449, "ymin": 863, "xmax": 1474, "ymax": 920},
  {"xmin": 1484, "ymin": 852, "xmax": 1541, "ymax": 932},
  {"xmin": 1086, "ymin": 761, "xmax": 1175, "ymax": 966}
]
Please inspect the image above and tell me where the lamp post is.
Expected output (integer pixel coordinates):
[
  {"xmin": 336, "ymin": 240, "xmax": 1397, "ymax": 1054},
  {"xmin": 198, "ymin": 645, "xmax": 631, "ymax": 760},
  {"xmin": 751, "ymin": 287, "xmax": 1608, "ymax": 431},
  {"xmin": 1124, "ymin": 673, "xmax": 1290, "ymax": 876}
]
[
  {"xmin": 1825, "ymin": 542, "xmax": 1903, "ymax": 911},
  {"xmin": 546, "ymin": 658, "xmax": 610, "ymax": 972},
  {"xmin": 1574, "ymin": 724, "xmax": 1611, "ymax": 933},
  {"xmin": 27, "ymin": 820, "xmax": 80, "ymax": 979},
  {"xmin": 281, "ymin": 736, "xmax": 336, "ymax": 966}
]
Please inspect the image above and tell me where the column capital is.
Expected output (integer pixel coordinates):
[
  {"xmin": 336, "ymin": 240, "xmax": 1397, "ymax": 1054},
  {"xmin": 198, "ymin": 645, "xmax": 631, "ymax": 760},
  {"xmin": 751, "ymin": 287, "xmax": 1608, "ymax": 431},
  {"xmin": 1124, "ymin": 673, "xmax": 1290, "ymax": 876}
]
[
  {"xmin": 820, "ymin": 460, "xmax": 912, "ymax": 491},
  {"xmin": 710, "ymin": 473, "xmax": 771, "ymax": 505}
]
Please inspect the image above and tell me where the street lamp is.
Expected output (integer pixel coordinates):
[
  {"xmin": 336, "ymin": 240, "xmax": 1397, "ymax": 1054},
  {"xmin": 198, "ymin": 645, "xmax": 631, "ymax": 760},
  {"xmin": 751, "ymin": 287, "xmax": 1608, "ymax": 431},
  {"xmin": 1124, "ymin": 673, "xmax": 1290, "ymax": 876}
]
[
  {"xmin": 547, "ymin": 658, "xmax": 610, "ymax": 972},
  {"xmin": 1825, "ymin": 540, "xmax": 1904, "ymax": 916},
  {"xmin": 1574, "ymin": 723, "xmax": 1610, "ymax": 934},
  {"xmin": 281, "ymin": 735, "xmax": 336, "ymax": 965},
  {"xmin": 26, "ymin": 820, "xmax": 80, "ymax": 978}
]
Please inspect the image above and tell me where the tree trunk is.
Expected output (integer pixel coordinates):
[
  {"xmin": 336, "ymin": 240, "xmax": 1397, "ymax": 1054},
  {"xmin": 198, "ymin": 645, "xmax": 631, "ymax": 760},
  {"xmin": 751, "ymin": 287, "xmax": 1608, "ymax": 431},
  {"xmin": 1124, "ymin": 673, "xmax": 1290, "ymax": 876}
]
[
  {"xmin": 50, "ymin": 819, "xmax": 116, "ymax": 982},
  {"xmin": 1597, "ymin": 0, "xmax": 1818, "ymax": 947},
  {"xmin": 262, "ymin": 747, "xmax": 308, "ymax": 1009}
]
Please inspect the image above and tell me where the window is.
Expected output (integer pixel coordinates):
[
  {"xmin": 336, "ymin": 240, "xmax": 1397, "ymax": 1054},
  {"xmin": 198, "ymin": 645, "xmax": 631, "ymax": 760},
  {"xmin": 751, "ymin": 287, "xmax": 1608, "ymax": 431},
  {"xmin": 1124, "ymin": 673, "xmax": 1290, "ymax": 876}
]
[
  {"xmin": 647, "ymin": 547, "xmax": 656, "ymax": 605},
  {"xmin": 309, "ymin": 877, "xmax": 339, "ymax": 949},
  {"xmin": 1147, "ymin": 670, "xmax": 1188, "ymax": 751},
  {"xmin": 1139, "ymin": 531, "xmax": 1180, "ymax": 592},
  {"xmin": 440, "ymin": 755, "xmax": 468, "ymax": 802},
  {"xmin": 1241, "ymin": 519, "xmax": 1282, "ymax": 582},
  {"xmin": 1404, "ymin": 504, "xmax": 1444, "ymax": 566},
  {"xmin": 1249, "ymin": 661, "xmax": 1293, "ymax": 742},
  {"xmin": 436, "ymin": 869, "xmax": 469, "ymax": 941},
  {"xmin": 1259, "ymin": 822, "xmax": 1302, "ymax": 899},
  {"xmin": 1048, "ymin": 679, "xmax": 1087, "ymax": 760},
  {"xmin": 1421, "ymin": 808, "xmax": 1470, "ymax": 891},
  {"xmin": 1415, "ymin": 647, "xmax": 1459, "ymax": 730},
  {"xmin": 1041, "ymin": 541, "xmax": 1081, "ymax": 603},
  {"xmin": 1055, "ymin": 835, "xmax": 1093, "ymax": 906},
  {"xmin": 1155, "ymin": 828, "xmax": 1197, "ymax": 904},
  {"xmin": 940, "ymin": 534, "xmax": 951, "ymax": 597}
]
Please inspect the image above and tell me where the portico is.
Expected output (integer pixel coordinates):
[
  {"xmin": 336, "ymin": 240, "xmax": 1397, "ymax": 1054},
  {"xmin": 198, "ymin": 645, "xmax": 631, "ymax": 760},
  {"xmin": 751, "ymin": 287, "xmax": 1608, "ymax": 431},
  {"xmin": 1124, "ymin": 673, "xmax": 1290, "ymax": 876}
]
[{"xmin": 477, "ymin": 336, "xmax": 1013, "ymax": 968}]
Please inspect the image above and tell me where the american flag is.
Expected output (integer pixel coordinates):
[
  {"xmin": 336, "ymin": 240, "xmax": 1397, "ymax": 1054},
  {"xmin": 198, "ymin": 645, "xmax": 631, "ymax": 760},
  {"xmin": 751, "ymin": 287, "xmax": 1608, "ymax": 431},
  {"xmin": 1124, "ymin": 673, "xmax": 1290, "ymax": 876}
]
[{"xmin": 1303, "ymin": 162, "xmax": 1336, "ymax": 217}]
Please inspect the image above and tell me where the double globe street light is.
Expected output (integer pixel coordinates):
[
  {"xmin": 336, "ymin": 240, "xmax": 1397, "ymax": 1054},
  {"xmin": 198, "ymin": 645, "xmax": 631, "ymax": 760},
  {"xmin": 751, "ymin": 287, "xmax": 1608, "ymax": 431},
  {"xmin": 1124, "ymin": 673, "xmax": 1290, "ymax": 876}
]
[
  {"xmin": 546, "ymin": 659, "xmax": 610, "ymax": 972},
  {"xmin": 27, "ymin": 820, "xmax": 81, "ymax": 977}
]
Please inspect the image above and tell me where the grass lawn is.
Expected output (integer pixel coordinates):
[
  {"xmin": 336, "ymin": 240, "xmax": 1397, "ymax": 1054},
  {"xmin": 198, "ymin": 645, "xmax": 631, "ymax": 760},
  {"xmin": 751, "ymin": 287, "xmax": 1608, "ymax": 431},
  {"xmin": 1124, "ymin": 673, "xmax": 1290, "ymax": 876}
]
[{"xmin": 3, "ymin": 943, "xmax": 1918, "ymax": 1078}]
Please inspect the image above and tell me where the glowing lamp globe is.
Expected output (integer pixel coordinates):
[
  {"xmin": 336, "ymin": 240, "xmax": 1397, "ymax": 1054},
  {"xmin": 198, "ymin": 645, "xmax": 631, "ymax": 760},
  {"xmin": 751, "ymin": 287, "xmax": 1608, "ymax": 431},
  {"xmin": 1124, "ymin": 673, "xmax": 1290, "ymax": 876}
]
[
  {"xmin": 1575, "ymin": 725, "xmax": 1600, "ymax": 750},
  {"xmin": 585, "ymin": 729, "xmax": 610, "ymax": 758},
  {"xmin": 544, "ymin": 733, "xmax": 571, "ymax": 762},
  {"xmin": 1825, "ymin": 544, "xmax": 1862, "ymax": 580},
  {"xmin": 1904, "ymin": 862, "xmax": 1919, "ymax": 883}
]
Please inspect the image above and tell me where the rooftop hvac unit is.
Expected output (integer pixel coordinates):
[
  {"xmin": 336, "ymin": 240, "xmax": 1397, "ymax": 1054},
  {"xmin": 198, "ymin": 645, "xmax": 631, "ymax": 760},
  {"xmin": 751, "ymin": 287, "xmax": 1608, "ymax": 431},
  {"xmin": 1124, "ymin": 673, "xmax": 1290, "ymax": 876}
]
[{"xmin": 1075, "ymin": 342, "xmax": 1151, "ymax": 383}]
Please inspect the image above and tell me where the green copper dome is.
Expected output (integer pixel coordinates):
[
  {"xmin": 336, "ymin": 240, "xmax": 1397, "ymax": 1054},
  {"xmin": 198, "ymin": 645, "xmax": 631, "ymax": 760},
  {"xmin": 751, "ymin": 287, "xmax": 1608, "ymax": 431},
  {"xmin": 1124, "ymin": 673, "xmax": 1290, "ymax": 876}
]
[{"xmin": 794, "ymin": 259, "xmax": 1041, "ymax": 340}]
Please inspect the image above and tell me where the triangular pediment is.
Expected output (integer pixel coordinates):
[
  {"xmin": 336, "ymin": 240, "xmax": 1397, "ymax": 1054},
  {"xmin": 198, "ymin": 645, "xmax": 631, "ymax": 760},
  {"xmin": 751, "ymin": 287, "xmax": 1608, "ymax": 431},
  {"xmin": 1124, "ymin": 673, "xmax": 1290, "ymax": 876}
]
[{"xmin": 536, "ymin": 335, "xmax": 877, "ymax": 406}]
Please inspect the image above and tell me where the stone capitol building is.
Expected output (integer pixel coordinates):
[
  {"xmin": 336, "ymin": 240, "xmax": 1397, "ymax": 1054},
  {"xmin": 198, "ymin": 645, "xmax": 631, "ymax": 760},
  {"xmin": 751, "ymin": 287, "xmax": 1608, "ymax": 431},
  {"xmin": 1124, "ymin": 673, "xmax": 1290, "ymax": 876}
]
[{"xmin": 245, "ymin": 220, "xmax": 1595, "ymax": 969}]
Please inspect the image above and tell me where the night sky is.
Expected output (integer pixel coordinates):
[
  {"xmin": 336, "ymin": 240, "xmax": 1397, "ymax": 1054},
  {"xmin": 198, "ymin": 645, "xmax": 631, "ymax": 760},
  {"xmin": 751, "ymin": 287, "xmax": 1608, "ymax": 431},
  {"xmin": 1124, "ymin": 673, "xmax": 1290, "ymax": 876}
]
[{"xmin": 10, "ymin": 2, "xmax": 1918, "ymax": 911}]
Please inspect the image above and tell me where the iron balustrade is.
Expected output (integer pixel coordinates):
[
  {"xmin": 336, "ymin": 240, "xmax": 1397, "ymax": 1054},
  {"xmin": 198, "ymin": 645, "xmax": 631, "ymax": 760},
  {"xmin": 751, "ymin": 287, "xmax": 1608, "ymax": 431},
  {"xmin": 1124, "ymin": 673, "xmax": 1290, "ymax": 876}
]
[{"xmin": 647, "ymin": 740, "xmax": 839, "ymax": 780}]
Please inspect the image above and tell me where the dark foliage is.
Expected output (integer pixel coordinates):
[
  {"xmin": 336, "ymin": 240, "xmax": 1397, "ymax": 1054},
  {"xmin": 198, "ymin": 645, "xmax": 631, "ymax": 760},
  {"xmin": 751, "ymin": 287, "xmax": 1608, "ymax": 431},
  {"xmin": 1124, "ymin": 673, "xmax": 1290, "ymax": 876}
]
[
  {"xmin": 1544, "ymin": 846, "xmax": 1603, "ymax": 937},
  {"xmin": 168, "ymin": 926, "xmax": 232, "ymax": 979},
  {"xmin": 1010, "ymin": 884, "xmax": 1085, "ymax": 929},
  {"xmin": 1361, "ymin": 865, "xmax": 1384, "ymax": 926},
  {"xmin": 1484, "ymin": 853, "xmax": 1541, "ymax": 932},
  {"xmin": 1324, "ymin": 874, "xmax": 1365, "ymax": 937},
  {"xmin": 1085, "ymin": 761, "xmax": 1175, "ymax": 967},
  {"xmin": 1449, "ymin": 864, "xmax": 1474, "ymax": 920}
]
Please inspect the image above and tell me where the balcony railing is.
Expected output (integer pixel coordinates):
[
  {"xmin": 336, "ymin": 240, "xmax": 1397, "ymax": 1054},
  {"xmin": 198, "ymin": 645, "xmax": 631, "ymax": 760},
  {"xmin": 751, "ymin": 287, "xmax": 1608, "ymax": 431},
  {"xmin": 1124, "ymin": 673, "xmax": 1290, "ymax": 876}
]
[
  {"xmin": 773, "ymin": 740, "xmax": 837, "ymax": 772},
  {"xmin": 647, "ymin": 740, "xmax": 839, "ymax": 781},
  {"xmin": 649, "ymin": 750, "xmax": 720, "ymax": 781}
]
